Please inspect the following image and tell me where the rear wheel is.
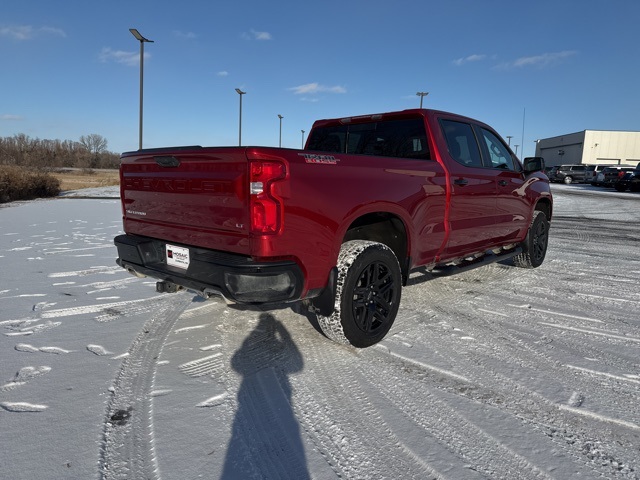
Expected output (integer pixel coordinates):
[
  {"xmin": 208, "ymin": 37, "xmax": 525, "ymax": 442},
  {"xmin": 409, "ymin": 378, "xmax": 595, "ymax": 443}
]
[
  {"xmin": 316, "ymin": 240, "xmax": 402, "ymax": 348},
  {"xmin": 563, "ymin": 176, "xmax": 573, "ymax": 184},
  {"xmin": 513, "ymin": 211, "xmax": 549, "ymax": 269}
]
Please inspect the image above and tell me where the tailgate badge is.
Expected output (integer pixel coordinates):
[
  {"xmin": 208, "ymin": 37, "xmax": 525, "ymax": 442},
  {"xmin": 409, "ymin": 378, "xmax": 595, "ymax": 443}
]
[{"xmin": 155, "ymin": 156, "xmax": 181, "ymax": 168}]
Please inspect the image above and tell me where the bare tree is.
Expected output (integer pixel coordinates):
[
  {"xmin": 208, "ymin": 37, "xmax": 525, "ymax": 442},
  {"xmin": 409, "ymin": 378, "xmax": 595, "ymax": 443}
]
[
  {"xmin": 79, "ymin": 134, "xmax": 108, "ymax": 155},
  {"xmin": 79, "ymin": 134, "xmax": 108, "ymax": 169},
  {"xmin": 1, "ymin": 133, "xmax": 119, "ymax": 169}
]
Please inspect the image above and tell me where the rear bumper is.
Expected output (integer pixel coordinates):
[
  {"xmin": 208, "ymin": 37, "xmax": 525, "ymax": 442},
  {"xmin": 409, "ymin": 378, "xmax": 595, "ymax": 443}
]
[{"xmin": 114, "ymin": 234, "xmax": 304, "ymax": 305}]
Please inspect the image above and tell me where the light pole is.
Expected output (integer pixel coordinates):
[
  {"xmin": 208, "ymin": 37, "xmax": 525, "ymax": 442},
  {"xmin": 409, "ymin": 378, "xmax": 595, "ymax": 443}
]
[
  {"xmin": 129, "ymin": 29, "xmax": 153, "ymax": 150},
  {"xmin": 506, "ymin": 135, "xmax": 513, "ymax": 146},
  {"xmin": 416, "ymin": 91, "xmax": 429, "ymax": 108},
  {"xmin": 235, "ymin": 88, "xmax": 246, "ymax": 146},
  {"xmin": 278, "ymin": 114, "xmax": 283, "ymax": 147},
  {"xmin": 514, "ymin": 145, "xmax": 520, "ymax": 156},
  {"xmin": 301, "ymin": 130, "xmax": 305, "ymax": 149}
]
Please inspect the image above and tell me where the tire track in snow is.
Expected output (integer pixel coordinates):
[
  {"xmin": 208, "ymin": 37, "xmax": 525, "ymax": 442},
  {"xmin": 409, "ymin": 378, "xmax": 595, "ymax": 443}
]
[
  {"xmin": 98, "ymin": 294, "xmax": 191, "ymax": 480},
  {"xmin": 380, "ymin": 315, "xmax": 639, "ymax": 478},
  {"xmin": 356, "ymin": 351, "xmax": 554, "ymax": 480},
  {"xmin": 435, "ymin": 300, "xmax": 640, "ymax": 427},
  {"xmin": 289, "ymin": 335, "xmax": 440, "ymax": 480}
]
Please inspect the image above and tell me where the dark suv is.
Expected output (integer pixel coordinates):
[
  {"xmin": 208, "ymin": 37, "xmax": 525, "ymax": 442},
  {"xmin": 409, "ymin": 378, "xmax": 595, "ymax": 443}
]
[
  {"xmin": 597, "ymin": 166, "xmax": 636, "ymax": 187},
  {"xmin": 614, "ymin": 170, "xmax": 640, "ymax": 192},
  {"xmin": 553, "ymin": 165, "xmax": 588, "ymax": 184}
]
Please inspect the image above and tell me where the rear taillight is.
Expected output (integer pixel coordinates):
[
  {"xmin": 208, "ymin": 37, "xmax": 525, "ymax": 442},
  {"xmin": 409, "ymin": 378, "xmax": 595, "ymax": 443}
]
[{"xmin": 249, "ymin": 161, "xmax": 286, "ymax": 234}]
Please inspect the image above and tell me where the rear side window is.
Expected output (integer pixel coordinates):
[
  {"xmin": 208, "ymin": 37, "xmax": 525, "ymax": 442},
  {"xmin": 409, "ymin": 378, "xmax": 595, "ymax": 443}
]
[
  {"xmin": 440, "ymin": 120, "xmax": 483, "ymax": 168},
  {"xmin": 307, "ymin": 118, "xmax": 431, "ymax": 160}
]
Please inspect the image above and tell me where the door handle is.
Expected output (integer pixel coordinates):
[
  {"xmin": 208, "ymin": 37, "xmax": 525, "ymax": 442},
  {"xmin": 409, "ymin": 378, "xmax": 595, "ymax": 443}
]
[
  {"xmin": 454, "ymin": 178, "xmax": 469, "ymax": 186},
  {"xmin": 499, "ymin": 180, "xmax": 508, "ymax": 186}
]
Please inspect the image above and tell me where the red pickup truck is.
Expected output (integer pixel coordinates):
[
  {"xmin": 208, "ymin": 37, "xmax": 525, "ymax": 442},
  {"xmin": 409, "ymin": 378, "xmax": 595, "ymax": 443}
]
[{"xmin": 114, "ymin": 108, "xmax": 552, "ymax": 347}]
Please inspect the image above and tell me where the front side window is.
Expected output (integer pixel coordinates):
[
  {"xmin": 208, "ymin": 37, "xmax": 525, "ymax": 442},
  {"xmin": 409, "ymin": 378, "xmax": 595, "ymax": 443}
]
[{"xmin": 481, "ymin": 128, "xmax": 516, "ymax": 170}]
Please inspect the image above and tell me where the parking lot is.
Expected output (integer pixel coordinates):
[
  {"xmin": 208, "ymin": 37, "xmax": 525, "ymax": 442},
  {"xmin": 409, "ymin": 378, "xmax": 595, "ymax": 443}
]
[{"xmin": 1, "ymin": 185, "xmax": 639, "ymax": 479}]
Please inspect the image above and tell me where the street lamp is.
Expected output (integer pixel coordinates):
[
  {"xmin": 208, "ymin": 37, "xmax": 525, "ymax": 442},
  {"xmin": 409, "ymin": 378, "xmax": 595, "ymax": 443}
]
[
  {"xmin": 235, "ymin": 88, "xmax": 246, "ymax": 146},
  {"xmin": 416, "ymin": 91, "xmax": 429, "ymax": 108},
  {"xmin": 506, "ymin": 135, "xmax": 513, "ymax": 146},
  {"xmin": 301, "ymin": 130, "xmax": 305, "ymax": 149},
  {"xmin": 514, "ymin": 145, "xmax": 520, "ymax": 156},
  {"xmin": 278, "ymin": 114, "xmax": 283, "ymax": 147},
  {"xmin": 129, "ymin": 28, "xmax": 153, "ymax": 150}
]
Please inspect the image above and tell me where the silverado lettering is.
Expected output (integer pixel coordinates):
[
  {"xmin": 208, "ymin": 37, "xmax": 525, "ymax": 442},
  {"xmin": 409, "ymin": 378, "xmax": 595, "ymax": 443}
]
[
  {"xmin": 123, "ymin": 177, "xmax": 228, "ymax": 193},
  {"xmin": 299, "ymin": 153, "xmax": 339, "ymax": 164},
  {"xmin": 115, "ymin": 109, "xmax": 552, "ymax": 348}
]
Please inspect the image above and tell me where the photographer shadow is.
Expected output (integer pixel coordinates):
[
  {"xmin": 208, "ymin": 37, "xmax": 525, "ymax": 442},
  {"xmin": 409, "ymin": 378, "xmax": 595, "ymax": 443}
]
[{"xmin": 221, "ymin": 313, "xmax": 309, "ymax": 480}]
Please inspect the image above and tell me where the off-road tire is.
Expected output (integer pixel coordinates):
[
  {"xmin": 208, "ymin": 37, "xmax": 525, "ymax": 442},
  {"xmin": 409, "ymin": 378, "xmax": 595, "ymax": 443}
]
[
  {"xmin": 316, "ymin": 240, "xmax": 402, "ymax": 348},
  {"xmin": 513, "ymin": 211, "xmax": 549, "ymax": 269}
]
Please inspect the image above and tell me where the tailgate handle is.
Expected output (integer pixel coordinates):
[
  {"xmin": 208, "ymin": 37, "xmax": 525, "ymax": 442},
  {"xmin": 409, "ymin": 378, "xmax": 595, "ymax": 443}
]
[{"xmin": 155, "ymin": 156, "xmax": 181, "ymax": 168}]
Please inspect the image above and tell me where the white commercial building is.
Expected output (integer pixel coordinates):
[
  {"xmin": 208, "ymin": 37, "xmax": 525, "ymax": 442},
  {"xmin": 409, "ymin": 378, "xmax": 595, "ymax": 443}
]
[{"xmin": 534, "ymin": 130, "xmax": 640, "ymax": 168}]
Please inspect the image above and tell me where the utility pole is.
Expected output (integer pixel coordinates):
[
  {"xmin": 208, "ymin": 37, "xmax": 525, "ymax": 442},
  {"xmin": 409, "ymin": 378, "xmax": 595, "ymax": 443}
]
[
  {"xmin": 235, "ymin": 88, "xmax": 246, "ymax": 146},
  {"xmin": 416, "ymin": 91, "xmax": 429, "ymax": 108},
  {"xmin": 130, "ymin": 29, "xmax": 154, "ymax": 150}
]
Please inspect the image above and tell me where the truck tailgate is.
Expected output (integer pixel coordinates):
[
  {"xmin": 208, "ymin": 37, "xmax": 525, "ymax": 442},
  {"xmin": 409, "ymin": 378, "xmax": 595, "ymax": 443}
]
[{"xmin": 119, "ymin": 147, "xmax": 249, "ymax": 253}]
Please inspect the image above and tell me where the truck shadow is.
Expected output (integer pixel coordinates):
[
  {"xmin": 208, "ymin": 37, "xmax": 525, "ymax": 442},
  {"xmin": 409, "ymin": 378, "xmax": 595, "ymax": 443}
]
[{"xmin": 221, "ymin": 313, "xmax": 310, "ymax": 480}]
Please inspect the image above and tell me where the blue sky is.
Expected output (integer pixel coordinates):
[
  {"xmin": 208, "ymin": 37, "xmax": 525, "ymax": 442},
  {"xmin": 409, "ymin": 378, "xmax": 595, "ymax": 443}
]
[{"xmin": 2, "ymin": 0, "xmax": 639, "ymax": 158}]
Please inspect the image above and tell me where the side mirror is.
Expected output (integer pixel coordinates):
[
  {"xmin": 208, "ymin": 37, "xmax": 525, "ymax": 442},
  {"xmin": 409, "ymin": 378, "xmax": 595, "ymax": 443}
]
[{"xmin": 523, "ymin": 157, "xmax": 545, "ymax": 175}]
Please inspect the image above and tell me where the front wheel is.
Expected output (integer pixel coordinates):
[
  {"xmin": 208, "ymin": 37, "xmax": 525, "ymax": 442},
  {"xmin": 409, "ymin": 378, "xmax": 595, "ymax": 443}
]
[
  {"xmin": 563, "ymin": 176, "xmax": 573, "ymax": 184},
  {"xmin": 316, "ymin": 240, "xmax": 402, "ymax": 348},
  {"xmin": 513, "ymin": 211, "xmax": 549, "ymax": 269}
]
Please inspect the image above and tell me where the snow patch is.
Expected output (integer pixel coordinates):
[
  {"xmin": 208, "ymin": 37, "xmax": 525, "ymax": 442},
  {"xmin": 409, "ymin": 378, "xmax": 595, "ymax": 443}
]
[
  {"xmin": 174, "ymin": 324, "xmax": 208, "ymax": 334},
  {"xmin": 0, "ymin": 402, "xmax": 48, "ymax": 412},
  {"xmin": 15, "ymin": 344, "xmax": 70, "ymax": 355},
  {"xmin": 196, "ymin": 393, "xmax": 228, "ymax": 408},
  {"xmin": 87, "ymin": 345, "xmax": 113, "ymax": 356}
]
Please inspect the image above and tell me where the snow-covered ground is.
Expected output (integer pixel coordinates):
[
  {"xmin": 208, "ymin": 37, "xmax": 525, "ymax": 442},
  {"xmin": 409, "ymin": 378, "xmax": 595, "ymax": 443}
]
[{"xmin": 1, "ymin": 184, "xmax": 639, "ymax": 479}]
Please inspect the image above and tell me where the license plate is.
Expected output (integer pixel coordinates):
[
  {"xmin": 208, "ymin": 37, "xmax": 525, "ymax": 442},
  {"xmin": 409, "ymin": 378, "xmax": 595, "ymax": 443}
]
[{"xmin": 166, "ymin": 244, "xmax": 190, "ymax": 269}]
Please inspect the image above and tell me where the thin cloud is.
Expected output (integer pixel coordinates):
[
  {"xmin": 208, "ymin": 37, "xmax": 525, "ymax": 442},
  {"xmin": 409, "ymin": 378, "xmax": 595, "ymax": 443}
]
[
  {"xmin": 289, "ymin": 83, "xmax": 347, "ymax": 95},
  {"xmin": 242, "ymin": 29, "xmax": 272, "ymax": 41},
  {"xmin": 498, "ymin": 50, "xmax": 577, "ymax": 69},
  {"xmin": 217, "ymin": 71, "xmax": 229, "ymax": 77},
  {"xmin": 2, "ymin": 114, "xmax": 24, "ymax": 121},
  {"xmin": 452, "ymin": 54, "xmax": 487, "ymax": 66},
  {"xmin": 0, "ymin": 25, "xmax": 66, "ymax": 40},
  {"xmin": 252, "ymin": 29, "xmax": 272, "ymax": 40},
  {"xmin": 173, "ymin": 30, "xmax": 197, "ymax": 40},
  {"xmin": 99, "ymin": 47, "xmax": 149, "ymax": 67}
]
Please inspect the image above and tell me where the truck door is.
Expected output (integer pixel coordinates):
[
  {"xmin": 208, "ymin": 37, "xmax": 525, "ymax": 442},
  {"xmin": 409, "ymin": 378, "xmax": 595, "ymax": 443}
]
[
  {"xmin": 475, "ymin": 127, "xmax": 530, "ymax": 242},
  {"xmin": 439, "ymin": 119, "xmax": 498, "ymax": 257}
]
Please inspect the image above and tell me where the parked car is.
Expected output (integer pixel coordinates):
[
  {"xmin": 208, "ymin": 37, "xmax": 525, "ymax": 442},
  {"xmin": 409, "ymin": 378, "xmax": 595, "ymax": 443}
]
[
  {"xmin": 586, "ymin": 164, "xmax": 619, "ymax": 185},
  {"xmin": 596, "ymin": 166, "xmax": 636, "ymax": 187},
  {"xmin": 546, "ymin": 166, "xmax": 560, "ymax": 182},
  {"xmin": 614, "ymin": 170, "xmax": 640, "ymax": 192},
  {"xmin": 553, "ymin": 164, "xmax": 588, "ymax": 184}
]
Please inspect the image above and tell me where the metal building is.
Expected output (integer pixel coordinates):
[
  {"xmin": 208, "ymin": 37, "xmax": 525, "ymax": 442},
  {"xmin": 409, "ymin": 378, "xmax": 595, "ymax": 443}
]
[{"xmin": 534, "ymin": 130, "xmax": 640, "ymax": 167}]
